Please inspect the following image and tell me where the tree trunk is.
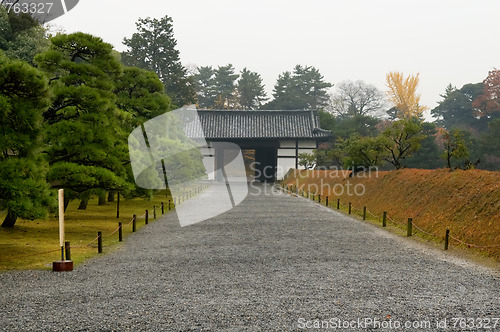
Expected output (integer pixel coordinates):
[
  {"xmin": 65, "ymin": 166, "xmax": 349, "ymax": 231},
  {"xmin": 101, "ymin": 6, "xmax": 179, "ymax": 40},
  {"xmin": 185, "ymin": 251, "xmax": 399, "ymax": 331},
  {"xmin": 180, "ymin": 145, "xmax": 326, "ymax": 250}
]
[
  {"xmin": 98, "ymin": 191, "xmax": 107, "ymax": 205},
  {"xmin": 107, "ymin": 191, "xmax": 115, "ymax": 202},
  {"xmin": 1, "ymin": 210, "xmax": 17, "ymax": 228},
  {"xmin": 78, "ymin": 198, "xmax": 89, "ymax": 210}
]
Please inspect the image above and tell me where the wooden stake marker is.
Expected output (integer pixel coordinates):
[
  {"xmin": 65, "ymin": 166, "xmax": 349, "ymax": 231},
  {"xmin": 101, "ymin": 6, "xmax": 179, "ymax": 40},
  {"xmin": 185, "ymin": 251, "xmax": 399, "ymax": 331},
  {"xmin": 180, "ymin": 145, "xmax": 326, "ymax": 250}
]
[{"xmin": 53, "ymin": 189, "xmax": 73, "ymax": 272}]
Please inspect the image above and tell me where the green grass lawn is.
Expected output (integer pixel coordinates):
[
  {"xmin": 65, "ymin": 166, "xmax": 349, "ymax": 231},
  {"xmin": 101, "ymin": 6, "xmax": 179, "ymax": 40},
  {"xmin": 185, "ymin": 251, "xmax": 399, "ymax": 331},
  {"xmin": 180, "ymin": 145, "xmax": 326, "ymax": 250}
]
[{"xmin": 0, "ymin": 194, "xmax": 174, "ymax": 270}]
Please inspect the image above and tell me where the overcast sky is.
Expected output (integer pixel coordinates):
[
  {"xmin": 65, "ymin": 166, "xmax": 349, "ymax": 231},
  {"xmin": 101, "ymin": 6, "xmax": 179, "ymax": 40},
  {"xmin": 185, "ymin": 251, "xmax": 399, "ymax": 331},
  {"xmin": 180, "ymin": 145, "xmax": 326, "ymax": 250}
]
[{"xmin": 51, "ymin": 0, "xmax": 500, "ymax": 117}]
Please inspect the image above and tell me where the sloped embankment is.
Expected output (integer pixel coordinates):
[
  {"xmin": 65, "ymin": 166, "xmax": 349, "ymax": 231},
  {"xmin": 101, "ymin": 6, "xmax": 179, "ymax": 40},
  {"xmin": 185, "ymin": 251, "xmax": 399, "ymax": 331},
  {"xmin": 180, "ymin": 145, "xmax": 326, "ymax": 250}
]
[{"xmin": 283, "ymin": 169, "xmax": 500, "ymax": 261}]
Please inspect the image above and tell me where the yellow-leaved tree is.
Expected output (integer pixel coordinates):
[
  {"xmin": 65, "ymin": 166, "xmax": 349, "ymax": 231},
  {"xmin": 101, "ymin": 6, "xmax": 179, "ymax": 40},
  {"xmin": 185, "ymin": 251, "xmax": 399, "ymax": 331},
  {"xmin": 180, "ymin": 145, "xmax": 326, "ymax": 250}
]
[{"xmin": 385, "ymin": 71, "xmax": 428, "ymax": 119}]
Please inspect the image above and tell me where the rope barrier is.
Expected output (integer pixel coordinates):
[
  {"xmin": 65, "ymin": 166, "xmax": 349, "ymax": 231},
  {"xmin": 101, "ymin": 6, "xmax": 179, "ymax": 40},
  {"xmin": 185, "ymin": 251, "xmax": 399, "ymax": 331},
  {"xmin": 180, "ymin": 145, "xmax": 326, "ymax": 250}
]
[
  {"xmin": 103, "ymin": 225, "xmax": 121, "ymax": 237},
  {"xmin": 366, "ymin": 209, "xmax": 378, "ymax": 219},
  {"xmin": 122, "ymin": 216, "xmax": 135, "ymax": 226},
  {"xmin": 410, "ymin": 220, "xmax": 440, "ymax": 238},
  {"xmin": 72, "ymin": 235, "xmax": 101, "ymax": 249},
  {"xmin": 448, "ymin": 234, "xmax": 500, "ymax": 249},
  {"xmin": 386, "ymin": 214, "xmax": 405, "ymax": 226}
]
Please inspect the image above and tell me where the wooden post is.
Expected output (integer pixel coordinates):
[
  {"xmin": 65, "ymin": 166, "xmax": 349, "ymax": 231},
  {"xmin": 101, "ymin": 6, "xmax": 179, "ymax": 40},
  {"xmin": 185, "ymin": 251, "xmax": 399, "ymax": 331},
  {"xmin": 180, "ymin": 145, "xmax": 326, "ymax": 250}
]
[
  {"xmin": 64, "ymin": 241, "xmax": 71, "ymax": 261},
  {"xmin": 326, "ymin": 196, "xmax": 329, "ymax": 207},
  {"xmin": 337, "ymin": 199, "xmax": 340, "ymax": 210},
  {"xmin": 52, "ymin": 189, "xmax": 73, "ymax": 271},
  {"xmin": 58, "ymin": 189, "xmax": 65, "ymax": 260},
  {"xmin": 363, "ymin": 206, "xmax": 366, "ymax": 220},
  {"xmin": 444, "ymin": 229, "xmax": 450, "ymax": 250},
  {"xmin": 97, "ymin": 231, "xmax": 102, "ymax": 253},
  {"xmin": 348, "ymin": 202, "xmax": 351, "ymax": 214},
  {"xmin": 383, "ymin": 211, "xmax": 387, "ymax": 227},
  {"xmin": 145, "ymin": 210, "xmax": 149, "ymax": 225},
  {"xmin": 116, "ymin": 191, "xmax": 120, "ymax": 219},
  {"xmin": 118, "ymin": 222, "xmax": 123, "ymax": 242},
  {"xmin": 132, "ymin": 215, "xmax": 136, "ymax": 232},
  {"xmin": 407, "ymin": 218, "xmax": 413, "ymax": 237}
]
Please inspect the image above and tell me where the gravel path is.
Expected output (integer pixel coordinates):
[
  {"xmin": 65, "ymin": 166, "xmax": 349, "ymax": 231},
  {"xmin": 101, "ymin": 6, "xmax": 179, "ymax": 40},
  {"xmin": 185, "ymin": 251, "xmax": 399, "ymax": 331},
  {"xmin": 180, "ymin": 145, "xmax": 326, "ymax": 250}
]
[{"xmin": 1, "ymin": 183, "xmax": 499, "ymax": 331}]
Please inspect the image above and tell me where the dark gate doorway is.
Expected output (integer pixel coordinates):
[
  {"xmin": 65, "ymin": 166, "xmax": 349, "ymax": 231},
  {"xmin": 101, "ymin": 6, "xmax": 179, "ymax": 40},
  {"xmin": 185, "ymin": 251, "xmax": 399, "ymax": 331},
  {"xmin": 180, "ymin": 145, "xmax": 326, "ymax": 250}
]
[{"xmin": 254, "ymin": 147, "xmax": 277, "ymax": 182}]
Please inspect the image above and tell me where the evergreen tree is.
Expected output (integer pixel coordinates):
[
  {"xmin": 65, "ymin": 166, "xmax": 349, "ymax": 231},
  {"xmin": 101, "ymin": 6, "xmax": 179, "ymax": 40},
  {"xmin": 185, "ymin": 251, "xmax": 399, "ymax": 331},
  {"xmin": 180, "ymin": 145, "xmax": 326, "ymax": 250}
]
[
  {"xmin": 237, "ymin": 68, "xmax": 267, "ymax": 109},
  {"xmin": 265, "ymin": 65, "xmax": 332, "ymax": 110},
  {"xmin": 122, "ymin": 15, "xmax": 195, "ymax": 107},
  {"xmin": 35, "ymin": 33, "xmax": 130, "ymax": 207},
  {"xmin": 213, "ymin": 64, "xmax": 239, "ymax": 109},
  {"xmin": 193, "ymin": 66, "xmax": 216, "ymax": 109},
  {"xmin": 431, "ymin": 83, "xmax": 485, "ymax": 131},
  {"xmin": 265, "ymin": 71, "xmax": 300, "ymax": 109},
  {"xmin": 115, "ymin": 66, "xmax": 171, "ymax": 127},
  {"xmin": 0, "ymin": 53, "xmax": 54, "ymax": 227}
]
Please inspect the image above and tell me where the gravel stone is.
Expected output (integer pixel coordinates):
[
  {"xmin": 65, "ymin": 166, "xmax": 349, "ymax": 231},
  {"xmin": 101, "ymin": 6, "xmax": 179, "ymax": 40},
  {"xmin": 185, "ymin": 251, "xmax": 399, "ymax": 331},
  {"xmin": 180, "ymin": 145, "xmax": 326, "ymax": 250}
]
[{"xmin": 0, "ymin": 183, "xmax": 498, "ymax": 331}]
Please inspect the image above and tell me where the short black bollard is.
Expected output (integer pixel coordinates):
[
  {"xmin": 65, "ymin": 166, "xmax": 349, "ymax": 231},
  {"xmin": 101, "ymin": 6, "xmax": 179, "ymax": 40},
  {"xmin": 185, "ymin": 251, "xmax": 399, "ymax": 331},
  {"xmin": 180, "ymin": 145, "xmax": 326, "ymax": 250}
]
[
  {"xmin": 65, "ymin": 241, "xmax": 71, "ymax": 261},
  {"xmin": 363, "ymin": 206, "xmax": 366, "ymax": 220},
  {"xmin": 145, "ymin": 210, "xmax": 149, "ymax": 225},
  {"xmin": 348, "ymin": 202, "xmax": 351, "ymax": 214},
  {"xmin": 312, "ymin": 194, "xmax": 315, "ymax": 201},
  {"xmin": 337, "ymin": 199, "xmax": 340, "ymax": 210},
  {"xmin": 307, "ymin": 191, "xmax": 309, "ymax": 199},
  {"xmin": 161, "ymin": 202, "xmax": 164, "ymax": 214},
  {"xmin": 318, "ymin": 195, "xmax": 321, "ymax": 203},
  {"xmin": 407, "ymin": 218, "xmax": 413, "ymax": 237},
  {"xmin": 383, "ymin": 211, "xmax": 387, "ymax": 227},
  {"xmin": 118, "ymin": 222, "xmax": 123, "ymax": 242},
  {"xmin": 444, "ymin": 229, "xmax": 450, "ymax": 250},
  {"xmin": 153, "ymin": 206, "xmax": 156, "ymax": 220},
  {"xmin": 132, "ymin": 214, "xmax": 136, "ymax": 232},
  {"xmin": 169, "ymin": 199, "xmax": 171, "ymax": 211},
  {"xmin": 326, "ymin": 196, "xmax": 329, "ymax": 207},
  {"xmin": 98, "ymin": 231, "xmax": 102, "ymax": 253}
]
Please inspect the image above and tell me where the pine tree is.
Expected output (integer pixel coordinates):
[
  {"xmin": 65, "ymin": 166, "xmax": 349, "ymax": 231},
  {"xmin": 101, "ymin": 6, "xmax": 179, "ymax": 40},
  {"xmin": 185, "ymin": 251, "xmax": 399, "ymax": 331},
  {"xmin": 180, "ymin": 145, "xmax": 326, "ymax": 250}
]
[
  {"xmin": 237, "ymin": 68, "xmax": 267, "ymax": 110},
  {"xmin": 35, "ymin": 33, "xmax": 130, "ymax": 208},
  {"xmin": 122, "ymin": 15, "xmax": 195, "ymax": 107},
  {"xmin": 193, "ymin": 66, "xmax": 217, "ymax": 109},
  {"xmin": 265, "ymin": 65, "xmax": 332, "ymax": 110},
  {"xmin": 0, "ymin": 53, "xmax": 54, "ymax": 227}
]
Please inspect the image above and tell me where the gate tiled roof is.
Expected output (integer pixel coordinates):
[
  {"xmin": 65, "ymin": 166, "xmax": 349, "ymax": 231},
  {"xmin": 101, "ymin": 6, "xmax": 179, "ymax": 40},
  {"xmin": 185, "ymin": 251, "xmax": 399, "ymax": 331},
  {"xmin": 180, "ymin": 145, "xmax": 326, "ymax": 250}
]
[{"xmin": 186, "ymin": 109, "xmax": 332, "ymax": 140}]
